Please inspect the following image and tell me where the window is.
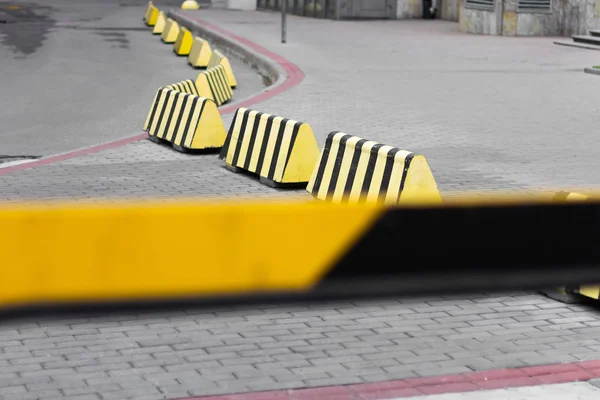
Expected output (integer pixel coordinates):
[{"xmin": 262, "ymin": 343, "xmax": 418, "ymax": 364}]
[
  {"xmin": 465, "ymin": 0, "xmax": 494, "ymax": 11},
  {"xmin": 517, "ymin": 0, "xmax": 551, "ymax": 12}
]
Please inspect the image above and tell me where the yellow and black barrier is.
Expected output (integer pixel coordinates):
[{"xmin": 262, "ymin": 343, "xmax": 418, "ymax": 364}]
[
  {"xmin": 195, "ymin": 65, "xmax": 232, "ymax": 106},
  {"xmin": 166, "ymin": 79, "xmax": 199, "ymax": 95},
  {"xmin": 152, "ymin": 11, "xmax": 166, "ymax": 35},
  {"xmin": 174, "ymin": 26, "xmax": 194, "ymax": 56},
  {"xmin": 207, "ymin": 49, "xmax": 237, "ymax": 88},
  {"xmin": 4, "ymin": 195, "xmax": 600, "ymax": 310},
  {"xmin": 307, "ymin": 132, "xmax": 442, "ymax": 204},
  {"xmin": 161, "ymin": 18, "xmax": 180, "ymax": 44},
  {"xmin": 144, "ymin": 2, "xmax": 159, "ymax": 26},
  {"xmin": 219, "ymin": 108, "xmax": 320, "ymax": 187},
  {"xmin": 143, "ymin": 87, "xmax": 226, "ymax": 152},
  {"xmin": 188, "ymin": 37, "xmax": 213, "ymax": 68}
]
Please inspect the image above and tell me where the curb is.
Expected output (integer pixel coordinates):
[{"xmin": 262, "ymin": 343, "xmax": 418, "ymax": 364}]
[
  {"xmin": 584, "ymin": 67, "xmax": 600, "ymax": 75},
  {"xmin": 179, "ymin": 360, "xmax": 600, "ymax": 400},
  {"xmin": 0, "ymin": 12, "xmax": 304, "ymax": 177}
]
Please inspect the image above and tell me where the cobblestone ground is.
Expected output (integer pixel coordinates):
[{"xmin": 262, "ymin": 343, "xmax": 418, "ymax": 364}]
[{"xmin": 2, "ymin": 9, "xmax": 600, "ymax": 400}]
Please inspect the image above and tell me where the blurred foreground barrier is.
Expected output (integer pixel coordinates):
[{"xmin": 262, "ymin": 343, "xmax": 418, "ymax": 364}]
[
  {"xmin": 188, "ymin": 37, "xmax": 213, "ymax": 68},
  {"xmin": 152, "ymin": 11, "xmax": 166, "ymax": 34},
  {"xmin": 207, "ymin": 50, "xmax": 237, "ymax": 88},
  {"xmin": 143, "ymin": 87, "xmax": 226, "ymax": 151},
  {"xmin": 195, "ymin": 65, "xmax": 232, "ymax": 106},
  {"xmin": 174, "ymin": 26, "xmax": 194, "ymax": 56},
  {"xmin": 3, "ymin": 195, "xmax": 600, "ymax": 310},
  {"xmin": 219, "ymin": 108, "xmax": 320, "ymax": 187},
  {"xmin": 161, "ymin": 18, "xmax": 180, "ymax": 43},
  {"xmin": 307, "ymin": 132, "xmax": 442, "ymax": 204}
]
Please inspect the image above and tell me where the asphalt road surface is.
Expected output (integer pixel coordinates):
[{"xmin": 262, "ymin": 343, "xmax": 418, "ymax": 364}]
[{"xmin": 0, "ymin": 0, "xmax": 263, "ymax": 159}]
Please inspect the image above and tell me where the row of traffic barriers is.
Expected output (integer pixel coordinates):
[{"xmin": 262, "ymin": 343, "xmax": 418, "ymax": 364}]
[{"xmin": 140, "ymin": 2, "xmax": 443, "ymax": 204}]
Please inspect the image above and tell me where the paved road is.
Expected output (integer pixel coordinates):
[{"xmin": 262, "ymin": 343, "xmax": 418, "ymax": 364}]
[
  {"xmin": 0, "ymin": 0, "xmax": 263, "ymax": 159},
  {"xmin": 2, "ymin": 8, "xmax": 600, "ymax": 400}
]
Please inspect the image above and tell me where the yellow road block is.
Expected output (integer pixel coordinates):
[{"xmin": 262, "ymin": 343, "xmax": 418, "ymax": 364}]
[
  {"xmin": 161, "ymin": 18, "xmax": 180, "ymax": 44},
  {"xmin": 219, "ymin": 108, "xmax": 320, "ymax": 187},
  {"xmin": 152, "ymin": 11, "xmax": 166, "ymax": 34},
  {"xmin": 195, "ymin": 65, "xmax": 232, "ymax": 106},
  {"xmin": 307, "ymin": 132, "xmax": 442, "ymax": 205},
  {"xmin": 143, "ymin": 1, "xmax": 153, "ymax": 22},
  {"xmin": 207, "ymin": 49, "xmax": 237, "ymax": 88},
  {"xmin": 188, "ymin": 37, "xmax": 213, "ymax": 68},
  {"xmin": 173, "ymin": 27, "xmax": 194, "ymax": 56},
  {"xmin": 181, "ymin": 0, "xmax": 200, "ymax": 9},
  {"xmin": 144, "ymin": 4, "xmax": 159, "ymax": 26},
  {"xmin": 144, "ymin": 87, "xmax": 226, "ymax": 152}
]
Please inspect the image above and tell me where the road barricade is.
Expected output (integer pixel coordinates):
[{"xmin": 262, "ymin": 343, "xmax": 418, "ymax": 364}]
[
  {"xmin": 143, "ymin": 87, "xmax": 227, "ymax": 152},
  {"xmin": 161, "ymin": 18, "xmax": 180, "ymax": 44},
  {"xmin": 174, "ymin": 27, "xmax": 194, "ymax": 56},
  {"xmin": 152, "ymin": 11, "xmax": 166, "ymax": 34},
  {"xmin": 219, "ymin": 108, "xmax": 320, "ymax": 187},
  {"xmin": 195, "ymin": 65, "xmax": 232, "ymax": 106},
  {"xmin": 207, "ymin": 49, "xmax": 237, "ymax": 88},
  {"xmin": 307, "ymin": 132, "xmax": 442, "ymax": 204},
  {"xmin": 144, "ymin": 2, "xmax": 159, "ymax": 26},
  {"xmin": 188, "ymin": 37, "xmax": 213, "ymax": 68}
]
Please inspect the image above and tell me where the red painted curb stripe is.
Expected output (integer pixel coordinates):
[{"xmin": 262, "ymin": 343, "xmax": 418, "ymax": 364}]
[
  {"xmin": 0, "ymin": 18, "xmax": 304, "ymax": 177},
  {"xmin": 176, "ymin": 360, "xmax": 600, "ymax": 400}
]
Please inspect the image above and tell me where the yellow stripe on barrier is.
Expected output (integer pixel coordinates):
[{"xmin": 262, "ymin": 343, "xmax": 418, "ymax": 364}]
[{"xmin": 0, "ymin": 200, "xmax": 381, "ymax": 308}]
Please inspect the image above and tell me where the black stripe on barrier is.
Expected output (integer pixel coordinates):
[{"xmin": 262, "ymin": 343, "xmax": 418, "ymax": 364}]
[
  {"xmin": 281, "ymin": 122, "xmax": 302, "ymax": 179},
  {"xmin": 359, "ymin": 143, "xmax": 384, "ymax": 204},
  {"xmin": 178, "ymin": 96, "xmax": 200, "ymax": 147},
  {"xmin": 255, "ymin": 115, "xmax": 276, "ymax": 175},
  {"xmin": 147, "ymin": 88, "xmax": 167, "ymax": 133},
  {"xmin": 170, "ymin": 93, "xmax": 191, "ymax": 141},
  {"xmin": 243, "ymin": 112, "xmax": 264, "ymax": 170},
  {"xmin": 218, "ymin": 108, "xmax": 240, "ymax": 160},
  {"xmin": 341, "ymin": 138, "xmax": 367, "ymax": 203},
  {"xmin": 231, "ymin": 109, "xmax": 251, "ymax": 166},
  {"xmin": 317, "ymin": 202, "xmax": 600, "ymax": 295},
  {"xmin": 378, "ymin": 148, "xmax": 399, "ymax": 203},
  {"xmin": 397, "ymin": 153, "xmax": 415, "ymax": 203},
  {"xmin": 310, "ymin": 132, "xmax": 338, "ymax": 195},
  {"xmin": 325, "ymin": 134, "xmax": 351, "ymax": 201},
  {"xmin": 267, "ymin": 119, "xmax": 289, "ymax": 180}
]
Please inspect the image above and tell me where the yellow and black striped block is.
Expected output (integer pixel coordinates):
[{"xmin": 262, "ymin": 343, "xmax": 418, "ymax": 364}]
[
  {"xmin": 161, "ymin": 18, "xmax": 180, "ymax": 44},
  {"xmin": 144, "ymin": 3, "xmax": 159, "ymax": 26},
  {"xmin": 219, "ymin": 108, "xmax": 320, "ymax": 187},
  {"xmin": 6, "ymin": 196, "xmax": 600, "ymax": 309},
  {"xmin": 152, "ymin": 11, "xmax": 166, "ymax": 34},
  {"xmin": 143, "ymin": 87, "xmax": 226, "ymax": 152},
  {"xmin": 165, "ymin": 79, "xmax": 199, "ymax": 95},
  {"xmin": 207, "ymin": 49, "xmax": 237, "ymax": 88},
  {"xmin": 195, "ymin": 65, "xmax": 232, "ymax": 106},
  {"xmin": 188, "ymin": 37, "xmax": 213, "ymax": 68},
  {"xmin": 307, "ymin": 132, "xmax": 442, "ymax": 205},
  {"xmin": 174, "ymin": 27, "xmax": 194, "ymax": 56}
]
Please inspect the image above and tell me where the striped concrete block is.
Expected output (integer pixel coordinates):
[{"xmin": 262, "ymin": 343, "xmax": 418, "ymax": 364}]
[
  {"xmin": 218, "ymin": 108, "xmax": 320, "ymax": 187},
  {"xmin": 207, "ymin": 49, "xmax": 237, "ymax": 88},
  {"xmin": 143, "ymin": 87, "xmax": 226, "ymax": 152},
  {"xmin": 195, "ymin": 65, "xmax": 232, "ymax": 106},
  {"xmin": 188, "ymin": 37, "xmax": 212, "ymax": 68},
  {"xmin": 307, "ymin": 132, "xmax": 442, "ymax": 205},
  {"xmin": 165, "ymin": 79, "xmax": 199, "ymax": 95}
]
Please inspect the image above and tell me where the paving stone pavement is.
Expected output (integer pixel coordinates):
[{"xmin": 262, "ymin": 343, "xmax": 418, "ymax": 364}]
[{"xmin": 3, "ymin": 9, "xmax": 600, "ymax": 400}]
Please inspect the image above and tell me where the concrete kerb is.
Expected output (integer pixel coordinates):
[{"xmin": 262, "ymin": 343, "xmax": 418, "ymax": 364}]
[
  {"xmin": 168, "ymin": 10, "xmax": 286, "ymax": 93},
  {"xmin": 584, "ymin": 67, "xmax": 600, "ymax": 75}
]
